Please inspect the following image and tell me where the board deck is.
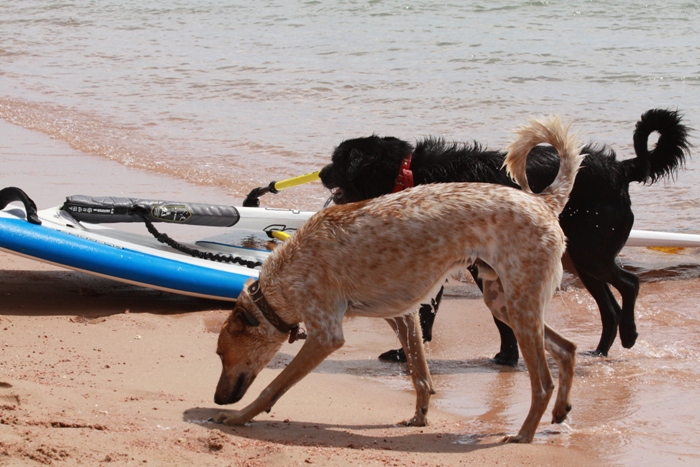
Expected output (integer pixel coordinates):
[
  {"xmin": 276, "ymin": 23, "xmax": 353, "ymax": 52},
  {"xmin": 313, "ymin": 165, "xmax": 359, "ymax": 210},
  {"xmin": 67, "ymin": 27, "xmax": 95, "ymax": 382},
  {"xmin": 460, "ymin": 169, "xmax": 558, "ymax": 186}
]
[
  {"xmin": 627, "ymin": 229, "xmax": 700, "ymax": 248},
  {"xmin": 0, "ymin": 205, "xmax": 314, "ymax": 301}
]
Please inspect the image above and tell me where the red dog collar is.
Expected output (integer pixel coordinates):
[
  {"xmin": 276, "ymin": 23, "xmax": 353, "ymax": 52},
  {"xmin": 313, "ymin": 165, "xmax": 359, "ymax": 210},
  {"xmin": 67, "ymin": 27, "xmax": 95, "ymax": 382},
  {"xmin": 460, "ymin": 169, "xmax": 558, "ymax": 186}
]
[{"xmin": 392, "ymin": 153, "xmax": 415, "ymax": 193}]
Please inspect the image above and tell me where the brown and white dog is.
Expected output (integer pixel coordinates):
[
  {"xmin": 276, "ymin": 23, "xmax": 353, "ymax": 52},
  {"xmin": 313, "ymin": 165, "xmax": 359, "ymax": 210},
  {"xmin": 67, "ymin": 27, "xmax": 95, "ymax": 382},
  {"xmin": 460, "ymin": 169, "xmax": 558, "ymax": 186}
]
[{"xmin": 214, "ymin": 116, "xmax": 584, "ymax": 443}]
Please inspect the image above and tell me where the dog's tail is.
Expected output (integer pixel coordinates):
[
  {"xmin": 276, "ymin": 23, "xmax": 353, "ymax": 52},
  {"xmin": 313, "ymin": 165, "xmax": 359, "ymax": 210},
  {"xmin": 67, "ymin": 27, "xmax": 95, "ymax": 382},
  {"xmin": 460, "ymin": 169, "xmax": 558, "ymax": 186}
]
[
  {"xmin": 503, "ymin": 115, "xmax": 584, "ymax": 216},
  {"xmin": 625, "ymin": 108, "xmax": 692, "ymax": 184}
]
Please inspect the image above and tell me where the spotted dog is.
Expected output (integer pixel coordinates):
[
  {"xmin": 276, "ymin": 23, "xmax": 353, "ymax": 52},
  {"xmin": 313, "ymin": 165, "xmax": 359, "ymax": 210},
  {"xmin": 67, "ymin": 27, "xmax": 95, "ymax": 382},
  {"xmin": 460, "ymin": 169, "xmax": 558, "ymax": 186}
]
[{"xmin": 214, "ymin": 116, "xmax": 583, "ymax": 443}]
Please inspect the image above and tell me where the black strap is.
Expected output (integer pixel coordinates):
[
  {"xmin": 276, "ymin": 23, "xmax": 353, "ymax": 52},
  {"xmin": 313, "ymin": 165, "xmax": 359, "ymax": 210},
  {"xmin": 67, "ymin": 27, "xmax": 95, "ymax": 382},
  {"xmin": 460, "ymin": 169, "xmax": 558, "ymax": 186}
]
[
  {"xmin": 132, "ymin": 206, "xmax": 262, "ymax": 269},
  {"xmin": 249, "ymin": 280, "xmax": 305, "ymax": 343},
  {"xmin": 243, "ymin": 181, "xmax": 279, "ymax": 207},
  {"xmin": 0, "ymin": 187, "xmax": 41, "ymax": 225}
]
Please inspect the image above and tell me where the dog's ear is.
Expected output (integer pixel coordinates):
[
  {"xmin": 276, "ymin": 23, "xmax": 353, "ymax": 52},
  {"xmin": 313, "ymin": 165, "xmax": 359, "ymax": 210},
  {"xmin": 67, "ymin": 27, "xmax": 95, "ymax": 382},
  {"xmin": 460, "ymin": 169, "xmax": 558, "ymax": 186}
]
[
  {"xmin": 348, "ymin": 148, "xmax": 376, "ymax": 181},
  {"xmin": 235, "ymin": 308, "xmax": 260, "ymax": 327},
  {"xmin": 226, "ymin": 305, "xmax": 260, "ymax": 333}
]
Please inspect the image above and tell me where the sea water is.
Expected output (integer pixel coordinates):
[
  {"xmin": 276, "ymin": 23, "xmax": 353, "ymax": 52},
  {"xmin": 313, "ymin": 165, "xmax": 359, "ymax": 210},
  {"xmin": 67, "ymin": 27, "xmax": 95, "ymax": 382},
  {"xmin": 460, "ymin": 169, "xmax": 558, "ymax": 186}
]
[{"xmin": 1, "ymin": 0, "xmax": 698, "ymax": 213}]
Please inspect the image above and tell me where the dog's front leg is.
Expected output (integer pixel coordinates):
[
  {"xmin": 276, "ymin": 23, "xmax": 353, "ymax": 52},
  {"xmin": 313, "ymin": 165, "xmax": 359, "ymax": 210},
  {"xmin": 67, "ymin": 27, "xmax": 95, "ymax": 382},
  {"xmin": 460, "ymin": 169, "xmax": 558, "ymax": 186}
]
[
  {"xmin": 386, "ymin": 312, "xmax": 435, "ymax": 427},
  {"xmin": 215, "ymin": 332, "xmax": 345, "ymax": 426}
]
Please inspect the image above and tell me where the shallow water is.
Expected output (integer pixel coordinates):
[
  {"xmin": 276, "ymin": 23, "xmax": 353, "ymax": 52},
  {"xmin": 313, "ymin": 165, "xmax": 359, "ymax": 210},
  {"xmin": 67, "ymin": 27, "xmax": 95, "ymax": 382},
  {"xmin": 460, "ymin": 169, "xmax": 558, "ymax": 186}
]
[{"xmin": 330, "ymin": 277, "xmax": 700, "ymax": 466}]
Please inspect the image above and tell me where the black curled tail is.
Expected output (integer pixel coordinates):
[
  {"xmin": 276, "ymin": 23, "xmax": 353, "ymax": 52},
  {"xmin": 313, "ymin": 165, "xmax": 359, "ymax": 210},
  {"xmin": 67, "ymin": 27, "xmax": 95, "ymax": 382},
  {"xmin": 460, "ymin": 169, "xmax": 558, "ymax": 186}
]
[{"xmin": 626, "ymin": 108, "xmax": 692, "ymax": 184}]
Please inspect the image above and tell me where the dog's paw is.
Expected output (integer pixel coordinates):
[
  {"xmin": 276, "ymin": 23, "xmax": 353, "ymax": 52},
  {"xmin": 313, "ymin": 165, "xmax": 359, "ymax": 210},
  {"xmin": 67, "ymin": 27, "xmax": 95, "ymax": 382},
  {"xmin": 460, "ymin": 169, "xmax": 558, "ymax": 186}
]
[
  {"xmin": 378, "ymin": 348, "xmax": 407, "ymax": 363},
  {"xmin": 213, "ymin": 411, "xmax": 250, "ymax": 426},
  {"xmin": 619, "ymin": 329, "xmax": 638, "ymax": 349},
  {"xmin": 585, "ymin": 348, "xmax": 608, "ymax": 358},
  {"xmin": 551, "ymin": 403, "xmax": 572, "ymax": 424},
  {"xmin": 492, "ymin": 351, "xmax": 519, "ymax": 367},
  {"xmin": 502, "ymin": 434, "xmax": 529, "ymax": 443},
  {"xmin": 400, "ymin": 416, "xmax": 428, "ymax": 427}
]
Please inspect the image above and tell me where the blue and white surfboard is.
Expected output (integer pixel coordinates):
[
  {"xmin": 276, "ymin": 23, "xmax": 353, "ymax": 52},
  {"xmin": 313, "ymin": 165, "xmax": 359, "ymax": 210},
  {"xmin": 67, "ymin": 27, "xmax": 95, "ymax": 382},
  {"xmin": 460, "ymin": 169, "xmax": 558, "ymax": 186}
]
[{"xmin": 0, "ymin": 203, "xmax": 314, "ymax": 301}]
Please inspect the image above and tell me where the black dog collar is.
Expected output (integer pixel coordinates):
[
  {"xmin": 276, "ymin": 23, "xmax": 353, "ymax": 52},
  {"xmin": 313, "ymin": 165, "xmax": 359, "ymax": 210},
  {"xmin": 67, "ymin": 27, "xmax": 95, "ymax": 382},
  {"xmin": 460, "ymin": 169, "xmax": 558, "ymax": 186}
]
[{"xmin": 249, "ymin": 280, "xmax": 305, "ymax": 344}]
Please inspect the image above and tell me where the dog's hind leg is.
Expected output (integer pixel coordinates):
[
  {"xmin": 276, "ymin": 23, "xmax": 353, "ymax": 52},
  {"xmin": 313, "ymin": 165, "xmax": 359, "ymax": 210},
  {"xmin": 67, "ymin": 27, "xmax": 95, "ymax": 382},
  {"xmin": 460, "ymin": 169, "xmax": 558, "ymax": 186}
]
[
  {"xmin": 480, "ymin": 275, "xmax": 556, "ymax": 442},
  {"xmin": 505, "ymin": 316, "xmax": 554, "ymax": 443},
  {"xmin": 543, "ymin": 325, "xmax": 576, "ymax": 424},
  {"xmin": 571, "ymin": 255, "xmax": 639, "ymax": 355},
  {"xmin": 604, "ymin": 267, "xmax": 640, "ymax": 349},
  {"xmin": 480, "ymin": 273, "xmax": 519, "ymax": 366},
  {"xmin": 386, "ymin": 312, "xmax": 435, "ymax": 427},
  {"xmin": 492, "ymin": 318, "xmax": 519, "ymax": 366},
  {"xmin": 378, "ymin": 286, "xmax": 445, "ymax": 363},
  {"xmin": 493, "ymin": 305, "xmax": 576, "ymax": 425},
  {"xmin": 575, "ymin": 270, "xmax": 622, "ymax": 356}
]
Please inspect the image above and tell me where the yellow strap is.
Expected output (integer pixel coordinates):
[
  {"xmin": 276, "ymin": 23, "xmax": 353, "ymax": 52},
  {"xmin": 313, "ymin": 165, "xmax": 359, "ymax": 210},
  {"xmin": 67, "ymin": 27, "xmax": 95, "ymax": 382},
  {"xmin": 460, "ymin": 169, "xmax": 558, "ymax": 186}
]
[
  {"xmin": 270, "ymin": 231, "xmax": 292, "ymax": 241},
  {"xmin": 273, "ymin": 171, "xmax": 320, "ymax": 191},
  {"xmin": 647, "ymin": 246, "xmax": 685, "ymax": 254}
]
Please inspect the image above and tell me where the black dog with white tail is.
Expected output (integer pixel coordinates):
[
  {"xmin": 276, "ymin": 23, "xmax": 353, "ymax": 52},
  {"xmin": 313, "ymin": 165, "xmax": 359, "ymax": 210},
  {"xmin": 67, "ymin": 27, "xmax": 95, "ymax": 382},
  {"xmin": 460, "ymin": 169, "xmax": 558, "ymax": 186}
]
[{"xmin": 319, "ymin": 109, "xmax": 692, "ymax": 365}]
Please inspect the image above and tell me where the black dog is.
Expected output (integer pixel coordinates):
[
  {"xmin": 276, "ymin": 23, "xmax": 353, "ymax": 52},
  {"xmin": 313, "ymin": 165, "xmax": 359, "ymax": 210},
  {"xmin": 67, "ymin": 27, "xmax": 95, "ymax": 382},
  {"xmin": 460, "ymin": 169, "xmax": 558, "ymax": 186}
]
[{"xmin": 319, "ymin": 109, "xmax": 692, "ymax": 365}]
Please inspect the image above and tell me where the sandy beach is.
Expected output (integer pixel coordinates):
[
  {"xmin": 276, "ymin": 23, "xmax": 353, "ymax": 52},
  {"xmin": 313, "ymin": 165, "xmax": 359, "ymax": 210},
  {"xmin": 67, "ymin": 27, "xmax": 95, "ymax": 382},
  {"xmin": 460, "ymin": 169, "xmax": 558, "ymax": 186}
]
[
  {"xmin": 2, "ymin": 121, "xmax": 700, "ymax": 466},
  {"xmin": 0, "ymin": 254, "xmax": 602, "ymax": 467}
]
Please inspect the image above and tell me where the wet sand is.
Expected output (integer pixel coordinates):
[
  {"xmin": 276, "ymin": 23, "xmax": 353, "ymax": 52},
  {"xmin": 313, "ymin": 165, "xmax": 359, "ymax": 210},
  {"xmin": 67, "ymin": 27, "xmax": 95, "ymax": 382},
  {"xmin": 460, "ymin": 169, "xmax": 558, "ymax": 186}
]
[{"xmin": 2, "ymin": 120, "xmax": 700, "ymax": 465}]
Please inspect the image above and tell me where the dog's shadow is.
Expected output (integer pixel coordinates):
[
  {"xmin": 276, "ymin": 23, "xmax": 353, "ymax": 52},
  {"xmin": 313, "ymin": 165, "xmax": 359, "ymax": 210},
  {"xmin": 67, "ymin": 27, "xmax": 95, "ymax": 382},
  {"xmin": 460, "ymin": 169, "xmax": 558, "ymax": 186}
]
[
  {"xmin": 278, "ymin": 352, "xmax": 598, "ymax": 381},
  {"xmin": 268, "ymin": 351, "xmax": 525, "ymax": 378},
  {"xmin": 181, "ymin": 406, "xmax": 507, "ymax": 453}
]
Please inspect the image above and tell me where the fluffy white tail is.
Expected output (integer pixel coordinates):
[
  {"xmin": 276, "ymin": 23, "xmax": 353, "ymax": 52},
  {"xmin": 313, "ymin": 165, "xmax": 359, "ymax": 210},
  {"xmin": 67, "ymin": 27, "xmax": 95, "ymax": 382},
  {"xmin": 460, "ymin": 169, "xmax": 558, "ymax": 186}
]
[{"xmin": 503, "ymin": 115, "xmax": 584, "ymax": 215}]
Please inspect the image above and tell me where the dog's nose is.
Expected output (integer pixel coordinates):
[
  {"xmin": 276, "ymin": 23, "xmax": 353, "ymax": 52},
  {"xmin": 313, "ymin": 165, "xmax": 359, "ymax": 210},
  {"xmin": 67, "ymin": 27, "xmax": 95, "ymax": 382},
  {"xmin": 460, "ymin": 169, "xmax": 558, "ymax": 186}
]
[
  {"xmin": 214, "ymin": 372, "xmax": 248, "ymax": 405},
  {"xmin": 214, "ymin": 393, "xmax": 232, "ymax": 405},
  {"xmin": 318, "ymin": 165, "xmax": 335, "ymax": 187}
]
